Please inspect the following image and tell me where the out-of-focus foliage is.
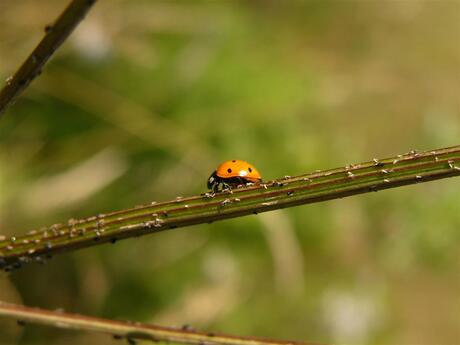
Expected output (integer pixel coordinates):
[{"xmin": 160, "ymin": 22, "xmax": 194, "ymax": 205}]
[{"xmin": 0, "ymin": 1, "xmax": 459, "ymax": 344}]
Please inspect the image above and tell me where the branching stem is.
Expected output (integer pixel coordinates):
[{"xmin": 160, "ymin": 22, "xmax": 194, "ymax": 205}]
[
  {"xmin": 0, "ymin": 0, "xmax": 97, "ymax": 117},
  {"xmin": 0, "ymin": 145, "xmax": 459, "ymax": 271}
]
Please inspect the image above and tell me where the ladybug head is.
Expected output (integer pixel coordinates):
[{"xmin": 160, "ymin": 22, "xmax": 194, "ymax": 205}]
[{"xmin": 207, "ymin": 171, "xmax": 218, "ymax": 190}]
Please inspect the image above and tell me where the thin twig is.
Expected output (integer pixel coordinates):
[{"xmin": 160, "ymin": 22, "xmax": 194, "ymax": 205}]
[
  {"xmin": 0, "ymin": 0, "xmax": 97, "ymax": 117},
  {"xmin": 0, "ymin": 145, "xmax": 459, "ymax": 271},
  {"xmin": 0, "ymin": 301, "xmax": 320, "ymax": 345}
]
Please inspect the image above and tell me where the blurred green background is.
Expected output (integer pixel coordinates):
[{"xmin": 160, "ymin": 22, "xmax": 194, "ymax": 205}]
[{"xmin": 0, "ymin": 1, "xmax": 459, "ymax": 344}]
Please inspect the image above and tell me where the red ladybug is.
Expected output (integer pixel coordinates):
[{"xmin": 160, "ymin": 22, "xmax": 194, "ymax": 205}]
[{"xmin": 207, "ymin": 159, "xmax": 262, "ymax": 192}]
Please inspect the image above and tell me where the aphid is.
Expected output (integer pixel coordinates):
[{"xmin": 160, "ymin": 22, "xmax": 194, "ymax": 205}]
[
  {"xmin": 181, "ymin": 324, "xmax": 195, "ymax": 331},
  {"xmin": 220, "ymin": 198, "xmax": 232, "ymax": 207},
  {"xmin": 207, "ymin": 159, "xmax": 262, "ymax": 192}
]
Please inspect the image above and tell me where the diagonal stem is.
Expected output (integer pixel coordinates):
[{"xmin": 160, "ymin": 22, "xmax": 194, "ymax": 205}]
[
  {"xmin": 0, "ymin": 301, "xmax": 320, "ymax": 345},
  {"xmin": 1, "ymin": 145, "xmax": 459, "ymax": 271},
  {"xmin": 0, "ymin": 0, "xmax": 98, "ymax": 117}
]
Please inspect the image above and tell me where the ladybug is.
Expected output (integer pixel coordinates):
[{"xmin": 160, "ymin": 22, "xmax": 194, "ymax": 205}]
[{"xmin": 207, "ymin": 159, "xmax": 262, "ymax": 192}]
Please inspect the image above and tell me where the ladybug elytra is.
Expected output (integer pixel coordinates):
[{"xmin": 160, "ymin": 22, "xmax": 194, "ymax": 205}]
[{"xmin": 207, "ymin": 159, "xmax": 262, "ymax": 192}]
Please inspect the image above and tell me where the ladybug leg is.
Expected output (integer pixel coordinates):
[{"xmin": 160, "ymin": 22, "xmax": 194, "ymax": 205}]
[
  {"xmin": 238, "ymin": 177, "xmax": 247, "ymax": 187},
  {"xmin": 221, "ymin": 181, "xmax": 232, "ymax": 192},
  {"xmin": 212, "ymin": 180, "xmax": 222, "ymax": 193}
]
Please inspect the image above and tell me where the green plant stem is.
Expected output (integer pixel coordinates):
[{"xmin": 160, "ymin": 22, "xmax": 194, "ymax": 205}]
[
  {"xmin": 1, "ymin": 145, "xmax": 459, "ymax": 270},
  {"xmin": 0, "ymin": 0, "xmax": 97, "ymax": 117},
  {"xmin": 0, "ymin": 301, "xmax": 318, "ymax": 345}
]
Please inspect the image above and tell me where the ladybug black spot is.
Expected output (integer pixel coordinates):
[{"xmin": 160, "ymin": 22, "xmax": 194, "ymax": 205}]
[
  {"xmin": 248, "ymin": 167, "xmax": 252, "ymax": 172},
  {"xmin": 232, "ymin": 160, "xmax": 236, "ymax": 162},
  {"xmin": 227, "ymin": 168, "xmax": 232, "ymax": 173}
]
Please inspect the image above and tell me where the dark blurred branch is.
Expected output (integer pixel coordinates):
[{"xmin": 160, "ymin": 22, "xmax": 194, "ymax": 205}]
[
  {"xmin": 0, "ymin": 0, "xmax": 97, "ymax": 117},
  {"xmin": 1, "ymin": 145, "xmax": 459, "ymax": 271},
  {"xmin": 0, "ymin": 301, "xmax": 317, "ymax": 345}
]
